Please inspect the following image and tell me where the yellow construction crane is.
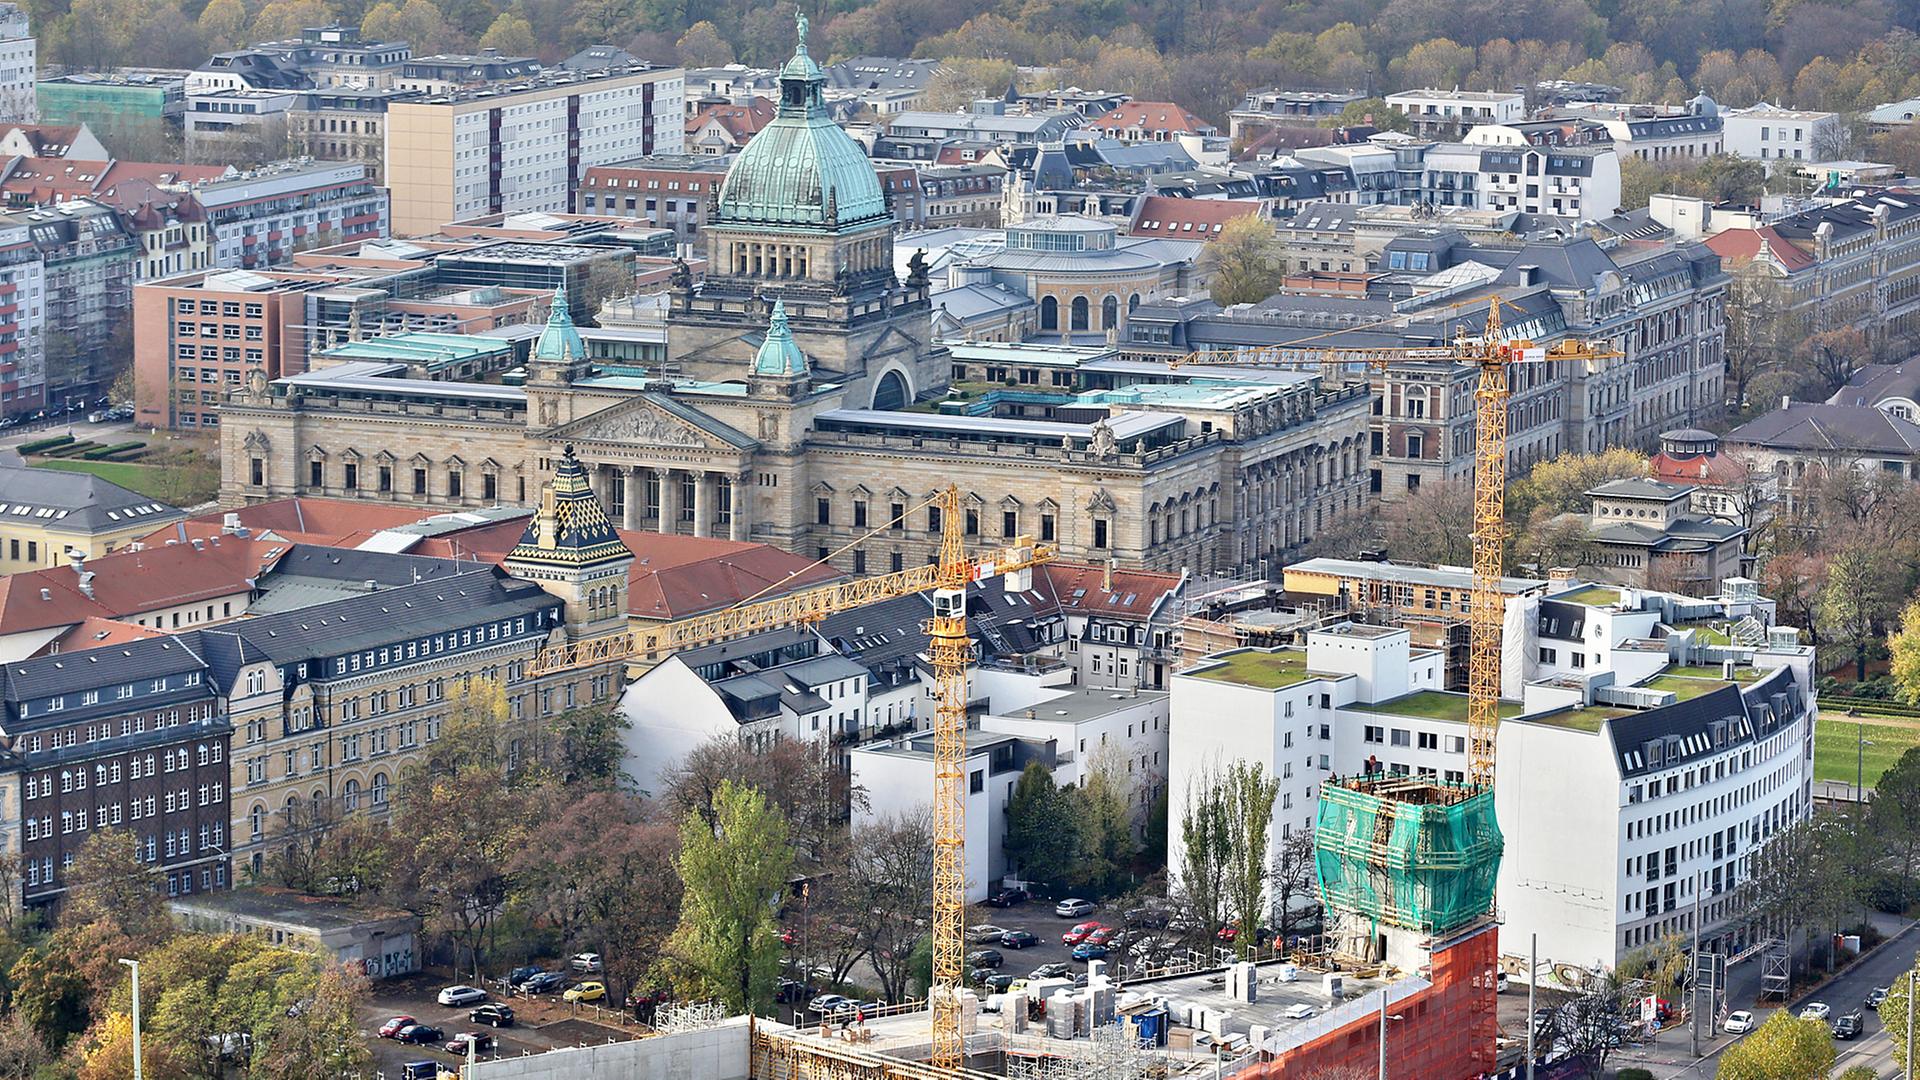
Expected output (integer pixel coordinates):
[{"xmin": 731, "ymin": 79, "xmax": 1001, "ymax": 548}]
[
  {"xmin": 530, "ymin": 486, "xmax": 1054, "ymax": 1071},
  {"xmin": 1166, "ymin": 304, "xmax": 1617, "ymax": 787}
]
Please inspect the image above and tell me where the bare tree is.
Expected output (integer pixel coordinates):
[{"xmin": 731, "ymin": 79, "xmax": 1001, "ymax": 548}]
[
  {"xmin": 843, "ymin": 810, "xmax": 934, "ymax": 1002},
  {"xmin": 1544, "ymin": 969, "xmax": 1638, "ymax": 1080},
  {"xmin": 1269, "ymin": 831, "xmax": 1321, "ymax": 939}
]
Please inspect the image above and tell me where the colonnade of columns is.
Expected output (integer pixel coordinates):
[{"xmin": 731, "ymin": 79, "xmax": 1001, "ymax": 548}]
[{"xmin": 584, "ymin": 462, "xmax": 750, "ymax": 541}]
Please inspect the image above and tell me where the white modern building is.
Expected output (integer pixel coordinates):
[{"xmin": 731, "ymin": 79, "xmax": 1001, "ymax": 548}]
[
  {"xmin": 1384, "ymin": 90, "xmax": 1525, "ymax": 138},
  {"xmin": 979, "ymin": 687, "xmax": 1170, "ymax": 843},
  {"xmin": 1722, "ymin": 104, "xmax": 1840, "ymax": 170},
  {"xmin": 0, "ymin": 5, "xmax": 34, "ymax": 122},
  {"xmin": 1396, "ymin": 138, "xmax": 1622, "ymax": 223},
  {"xmin": 1168, "ymin": 572, "xmax": 1816, "ymax": 974}
]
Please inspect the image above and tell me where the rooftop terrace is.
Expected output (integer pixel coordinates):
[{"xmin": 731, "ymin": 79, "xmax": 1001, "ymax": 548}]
[
  {"xmin": 1556, "ymin": 585, "xmax": 1623, "ymax": 607},
  {"xmin": 1349, "ymin": 690, "xmax": 1525, "ymax": 723}
]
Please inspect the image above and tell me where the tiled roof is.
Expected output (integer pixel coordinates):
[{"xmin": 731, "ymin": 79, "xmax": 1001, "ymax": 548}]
[
  {"xmin": 616, "ymin": 531, "xmax": 839, "ymax": 620},
  {"xmin": 1095, "ymin": 101, "xmax": 1215, "ymax": 136},
  {"xmin": 1035, "ymin": 562, "xmax": 1183, "ymax": 619},
  {"xmin": 1127, "ymin": 195, "xmax": 1262, "ymax": 240},
  {"xmin": 0, "ymin": 536, "xmax": 289, "ymax": 636},
  {"xmin": 505, "ymin": 447, "xmax": 631, "ymax": 568},
  {"xmin": 688, "ymin": 98, "xmax": 774, "ymax": 141},
  {"xmin": 39, "ymin": 617, "xmax": 167, "ymax": 656},
  {"xmin": 1703, "ymin": 226, "xmax": 1817, "ymax": 273},
  {"xmin": 1650, "ymin": 450, "xmax": 1752, "ymax": 487},
  {"xmin": 1832, "ymin": 360, "xmax": 1920, "ymax": 407}
]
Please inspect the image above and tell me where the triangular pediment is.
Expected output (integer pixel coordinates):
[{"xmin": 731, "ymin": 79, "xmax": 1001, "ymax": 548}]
[
  {"xmin": 862, "ymin": 324, "xmax": 918, "ymax": 364},
  {"xmin": 547, "ymin": 395, "xmax": 754, "ymax": 451}
]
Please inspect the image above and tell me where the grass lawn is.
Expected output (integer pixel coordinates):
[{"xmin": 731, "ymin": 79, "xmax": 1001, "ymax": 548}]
[
  {"xmin": 1557, "ymin": 585, "xmax": 1622, "ymax": 607},
  {"xmin": 1815, "ymin": 715, "xmax": 1920, "ymax": 786},
  {"xmin": 1350, "ymin": 691, "xmax": 1524, "ymax": 722},
  {"xmin": 1679, "ymin": 623, "xmax": 1732, "ymax": 645},
  {"xmin": 1664, "ymin": 664, "xmax": 1763, "ymax": 683},
  {"xmin": 1190, "ymin": 650, "xmax": 1315, "ymax": 689},
  {"xmin": 32, "ymin": 459, "xmax": 208, "ymax": 504}
]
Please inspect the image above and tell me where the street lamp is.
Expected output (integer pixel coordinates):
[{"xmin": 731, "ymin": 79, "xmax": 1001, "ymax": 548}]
[
  {"xmin": 1378, "ymin": 991, "xmax": 1403, "ymax": 1080},
  {"xmin": 118, "ymin": 958, "xmax": 141, "ymax": 1080}
]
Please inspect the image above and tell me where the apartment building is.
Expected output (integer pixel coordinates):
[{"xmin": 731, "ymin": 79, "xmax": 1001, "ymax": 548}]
[
  {"xmin": 253, "ymin": 25, "xmax": 410, "ymax": 90},
  {"xmin": 1230, "ymin": 88, "xmax": 1366, "ymax": 141},
  {"xmin": 0, "ymin": 461, "xmax": 183, "ymax": 576},
  {"xmin": 290, "ymin": 88, "xmax": 419, "ymax": 182},
  {"xmin": 184, "ymin": 160, "xmax": 388, "ymax": 270},
  {"xmin": 37, "ymin": 71, "xmax": 188, "ymax": 142},
  {"xmin": 4, "ymin": 635, "xmax": 233, "ymax": 910},
  {"xmin": 0, "ymin": 4, "xmax": 32, "ymax": 123},
  {"xmin": 182, "ymin": 88, "xmax": 297, "ymax": 160},
  {"xmin": 132, "ymin": 267, "xmax": 316, "ymax": 431},
  {"xmin": 1171, "ymin": 573, "xmax": 1815, "ymax": 970},
  {"xmin": 577, "ymin": 154, "xmax": 732, "ymax": 243},
  {"xmin": 1384, "ymin": 89, "xmax": 1524, "ymax": 139},
  {"xmin": 1598, "ymin": 108, "xmax": 1724, "ymax": 162},
  {"xmin": 383, "ymin": 66, "xmax": 685, "ymax": 236},
  {"xmin": 0, "ymin": 213, "xmax": 45, "ymax": 416},
  {"xmin": 394, "ymin": 52, "xmax": 542, "ymax": 95}
]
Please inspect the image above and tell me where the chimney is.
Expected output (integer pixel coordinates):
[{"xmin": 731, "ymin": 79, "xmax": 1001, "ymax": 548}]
[
  {"xmin": 1104, "ymin": 557, "xmax": 1115, "ymax": 592},
  {"xmin": 1548, "ymin": 566, "xmax": 1576, "ymax": 587},
  {"xmin": 222, "ymin": 512, "xmax": 242, "ymax": 535},
  {"xmin": 76, "ymin": 571, "xmax": 94, "ymax": 599}
]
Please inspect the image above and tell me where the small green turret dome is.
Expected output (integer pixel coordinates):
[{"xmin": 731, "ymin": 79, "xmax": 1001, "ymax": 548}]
[
  {"xmin": 715, "ymin": 11, "xmax": 888, "ymax": 230},
  {"xmin": 752, "ymin": 299, "xmax": 808, "ymax": 378},
  {"xmin": 533, "ymin": 280, "xmax": 585, "ymax": 363}
]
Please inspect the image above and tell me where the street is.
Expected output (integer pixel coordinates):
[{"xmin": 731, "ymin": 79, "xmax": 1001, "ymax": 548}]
[{"xmin": 1602, "ymin": 919, "xmax": 1917, "ymax": 1079}]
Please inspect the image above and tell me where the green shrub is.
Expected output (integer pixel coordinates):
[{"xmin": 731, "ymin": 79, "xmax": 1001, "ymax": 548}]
[
  {"xmin": 18, "ymin": 434, "xmax": 72, "ymax": 454},
  {"xmin": 100, "ymin": 448, "xmax": 147, "ymax": 462},
  {"xmin": 81, "ymin": 442, "xmax": 144, "ymax": 460}
]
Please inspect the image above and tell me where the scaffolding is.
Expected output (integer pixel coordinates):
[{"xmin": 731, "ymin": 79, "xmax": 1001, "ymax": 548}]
[
  {"xmin": 1004, "ymin": 1023, "xmax": 1158, "ymax": 1080},
  {"xmin": 1313, "ymin": 776, "xmax": 1504, "ymax": 936}
]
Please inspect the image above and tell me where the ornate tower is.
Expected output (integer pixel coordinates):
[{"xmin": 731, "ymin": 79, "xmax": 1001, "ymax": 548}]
[
  {"xmin": 502, "ymin": 445, "xmax": 633, "ymax": 641},
  {"xmin": 747, "ymin": 299, "xmax": 811, "ymax": 400},
  {"xmin": 666, "ymin": 9, "xmax": 942, "ymax": 410}
]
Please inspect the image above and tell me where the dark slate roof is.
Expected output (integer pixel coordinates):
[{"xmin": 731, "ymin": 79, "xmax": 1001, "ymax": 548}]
[
  {"xmin": 1536, "ymin": 599, "xmax": 1587, "ymax": 641},
  {"xmin": 203, "ymin": 568, "xmax": 559, "ymax": 669},
  {"xmin": 1726, "ymin": 402, "xmax": 1920, "ymax": 455},
  {"xmin": 817, "ymin": 574, "xmax": 1063, "ymax": 680},
  {"xmin": 2, "ymin": 633, "xmax": 206, "ymax": 704},
  {"xmin": 263, "ymin": 544, "xmax": 476, "ymax": 586},
  {"xmin": 1831, "ymin": 361, "xmax": 1920, "ymax": 407},
  {"xmin": 506, "ymin": 447, "xmax": 631, "ymax": 568},
  {"xmin": 1477, "ymin": 147, "xmax": 1598, "ymax": 177},
  {"xmin": 1588, "ymin": 478, "xmax": 1692, "ymax": 501},
  {"xmin": 1607, "ymin": 664, "xmax": 1800, "ymax": 778},
  {"xmin": 1497, "ymin": 236, "xmax": 1618, "ymax": 288},
  {"xmin": 0, "ymin": 462, "xmax": 183, "ymax": 536}
]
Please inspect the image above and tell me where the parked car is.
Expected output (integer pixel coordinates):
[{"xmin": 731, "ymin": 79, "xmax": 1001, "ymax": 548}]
[
  {"xmin": 968, "ymin": 925, "xmax": 1008, "ymax": 943},
  {"xmin": 1000, "ymin": 930, "xmax": 1038, "ymax": 949},
  {"xmin": 1869, "ymin": 987, "xmax": 1891, "ymax": 1008},
  {"xmin": 563, "ymin": 982, "xmax": 606, "ymax": 1003},
  {"xmin": 1283, "ymin": 1004, "xmax": 1315, "ymax": 1020},
  {"xmin": 1723, "ymin": 1010, "xmax": 1755, "ymax": 1034},
  {"xmin": 470, "ymin": 1004, "xmax": 514, "ymax": 1027},
  {"xmin": 982, "ymin": 973, "xmax": 1016, "ymax": 993},
  {"xmin": 808, "ymin": 993, "xmax": 850, "ymax": 1014},
  {"xmin": 1055, "ymin": 898, "xmax": 1096, "ymax": 918},
  {"xmin": 1086, "ymin": 928, "xmax": 1117, "ymax": 946},
  {"xmin": 503, "ymin": 966, "xmax": 542, "ymax": 989},
  {"xmin": 379, "ymin": 1016, "xmax": 419, "ymax": 1039},
  {"xmin": 570, "ymin": 953, "xmax": 604, "ymax": 973},
  {"xmin": 1071, "ymin": 943, "xmax": 1109, "ymax": 961},
  {"xmin": 986, "ymin": 887, "xmax": 1030, "ymax": 908},
  {"xmin": 1799, "ymin": 1003, "xmax": 1831, "ymax": 1021},
  {"xmin": 966, "ymin": 949, "xmax": 1003, "ymax": 969},
  {"xmin": 1062, "ymin": 921, "xmax": 1104, "ymax": 945},
  {"xmin": 1496, "ymin": 973, "xmax": 1509, "ymax": 994},
  {"xmin": 522, "ymin": 972, "xmax": 568, "ymax": 994},
  {"xmin": 444, "ymin": 1032, "xmax": 495, "ymax": 1055},
  {"xmin": 399, "ymin": 1062, "xmax": 439, "ymax": 1080},
  {"xmin": 1833, "ymin": 1013, "xmax": 1864, "ymax": 1040},
  {"xmin": 394, "ymin": 1025, "xmax": 446, "ymax": 1045},
  {"xmin": 1029, "ymin": 963, "xmax": 1071, "ymax": 979},
  {"xmin": 1125, "ymin": 906, "xmax": 1171, "ymax": 928},
  {"xmin": 775, "ymin": 979, "xmax": 807, "ymax": 1004},
  {"xmin": 437, "ymin": 986, "xmax": 487, "ymax": 1007}
]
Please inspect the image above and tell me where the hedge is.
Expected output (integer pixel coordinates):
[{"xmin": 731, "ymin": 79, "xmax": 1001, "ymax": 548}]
[
  {"xmin": 18, "ymin": 434, "xmax": 72, "ymax": 454},
  {"xmin": 39, "ymin": 442, "xmax": 100, "ymax": 458},
  {"xmin": 99, "ymin": 447, "xmax": 147, "ymax": 462},
  {"xmin": 81, "ymin": 442, "xmax": 145, "ymax": 460},
  {"xmin": 1824, "ymin": 695, "xmax": 1920, "ymax": 718}
]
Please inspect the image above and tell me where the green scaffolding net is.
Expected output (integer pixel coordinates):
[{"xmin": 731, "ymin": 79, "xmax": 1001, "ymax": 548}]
[{"xmin": 1313, "ymin": 777, "xmax": 1504, "ymax": 936}]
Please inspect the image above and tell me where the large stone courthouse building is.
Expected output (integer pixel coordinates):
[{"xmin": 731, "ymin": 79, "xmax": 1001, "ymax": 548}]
[{"xmin": 219, "ymin": 24, "xmax": 1372, "ymax": 575}]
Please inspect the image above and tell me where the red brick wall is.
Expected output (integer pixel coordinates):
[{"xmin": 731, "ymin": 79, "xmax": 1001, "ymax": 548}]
[{"xmin": 1248, "ymin": 927, "xmax": 1499, "ymax": 1080}]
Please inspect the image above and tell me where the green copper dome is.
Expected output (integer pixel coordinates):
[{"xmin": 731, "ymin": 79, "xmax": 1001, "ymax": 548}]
[
  {"xmin": 533, "ymin": 280, "xmax": 585, "ymax": 363},
  {"xmin": 752, "ymin": 299, "xmax": 808, "ymax": 377},
  {"xmin": 715, "ymin": 11, "xmax": 888, "ymax": 231}
]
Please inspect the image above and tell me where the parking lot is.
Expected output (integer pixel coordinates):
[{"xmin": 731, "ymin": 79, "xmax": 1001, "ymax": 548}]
[
  {"xmin": 963, "ymin": 896, "xmax": 1131, "ymax": 985},
  {"xmin": 358, "ymin": 971, "xmax": 642, "ymax": 1076}
]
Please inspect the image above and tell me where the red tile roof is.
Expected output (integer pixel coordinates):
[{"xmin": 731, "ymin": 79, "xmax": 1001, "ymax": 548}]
[
  {"xmin": 1128, "ymin": 195, "xmax": 1264, "ymax": 240},
  {"xmin": 0, "ymin": 536, "xmax": 289, "ymax": 636},
  {"xmin": 39, "ymin": 616, "xmax": 168, "ymax": 656},
  {"xmin": 1036, "ymin": 561, "xmax": 1184, "ymax": 619},
  {"xmin": 610, "ymin": 530, "xmax": 841, "ymax": 620},
  {"xmin": 0, "ymin": 158, "xmax": 227, "ymax": 205},
  {"xmin": 687, "ymin": 99, "xmax": 774, "ymax": 141},
  {"xmin": 1094, "ymin": 102, "xmax": 1215, "ymax": 138},
  {"xmin": 1650, "ymin": 450, "xmax": 1754, "ymax": 488},
  {"xmin": 1703, "ymin": 226, "xmax": 1816, "ymax": 273},
  {"xmin": 152, "ymin": 498, "xmax": 481, "ymax": 550}
]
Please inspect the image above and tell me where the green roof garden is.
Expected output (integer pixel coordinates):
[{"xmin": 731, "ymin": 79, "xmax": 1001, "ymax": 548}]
[
  {"xmin": 1663, "ymin": 663, "xmax": 1763, "ymax": 683},
  {"xmin": 1190, "ymin": 650, "xmax": 1321, "ymax": 690},
  {"xmin": 1556, "ymin": 585, "xmax": 1623, "ymax": 607},
  {"xmin": 1529, "ymin": 706, "xmax": 1631, "ymax": 732},
  {"xmin": 1640, "ymin": 674, "xmax": 1739, "ymax": 702},
  {"xmin": 1349, "ymin": 691, "xmax": 1524, "ymax": 723}
]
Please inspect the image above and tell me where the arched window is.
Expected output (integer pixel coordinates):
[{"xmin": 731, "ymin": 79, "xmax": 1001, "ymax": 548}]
[
  {"xmin": 372, "ymin": 773, "xmax": 389, "ymax": 806},
  {"xmin": 248, "ymin": 804, "xmax": 265, "ymax": 839},
  {"xmin": 343, "ymin": 779, "xmax": 360, "ymax": 812},
  {"xmin": 1129, "ymin": 293, "xmax": 1141, "ymax": 312},
  {"xmin": 1040, "ymin": 295, "xmax": 1058, "ymax": 330},
  {"xmin": 872, "ymin": 369, "xmax": 909, "ymax": 411},
  {"xmin": 1102, "ymin": 294, "xmax": 1118, "ymax": 329},
  {"xmin": 1071, "ymin": 296, "xmax": 1089, "ymax": 331}
]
